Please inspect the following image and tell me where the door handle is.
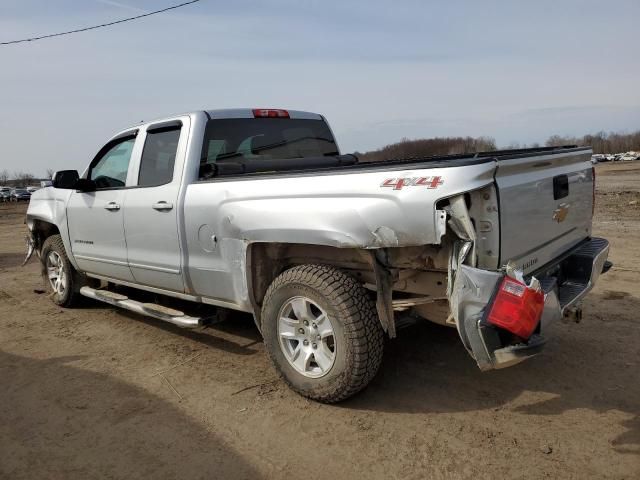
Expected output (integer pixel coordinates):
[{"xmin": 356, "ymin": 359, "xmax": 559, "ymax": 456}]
[
  {"xmin": 104, "ymin": 202, "xmax": 120, "ymax": 211},
  {"xmin": 152, "ymin": 201, "xmax": 173, "ymax": 211}
]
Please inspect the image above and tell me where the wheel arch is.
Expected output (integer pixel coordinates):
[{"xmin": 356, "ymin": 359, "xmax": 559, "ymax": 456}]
[
  {"xmin": 30, "ymin": 218, "xmax": 60, "ymax": 243},
  {"xmin": 246, "ymin": 242, "xmax": 375, "ymax": 332},
  {"xmin": 27, "ymin": 217, "xmax": 80, "ymax": 271},
  {"xmin": 246, "ymin": 240, "xmax": 451, "ymax": 336}
]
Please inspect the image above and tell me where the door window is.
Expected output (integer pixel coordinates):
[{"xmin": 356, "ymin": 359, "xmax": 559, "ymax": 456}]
[
  {"xmin": 138, "ymin": 126, "xmax": 181, "ymax": 187},
  {"xmin": 89, "ymin": 137, "xmax": 136, "ymax": 189}
]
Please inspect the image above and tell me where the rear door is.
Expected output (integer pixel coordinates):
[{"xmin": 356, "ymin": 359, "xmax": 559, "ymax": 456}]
[
  {"xmin": 122, "ymin": 118, "xmax": 189, "ymax": 292},
  {"xmin": 67, "ymin": 132, "xmax": 139, "ymax": 282},
  {"xmin": 495, "ymin": 148, "xmax": 594, "ymax": 274}
]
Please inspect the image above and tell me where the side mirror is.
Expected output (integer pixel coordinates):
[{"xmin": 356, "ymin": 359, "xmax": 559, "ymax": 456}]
[{"xmin": 52, "ymin": 170, "xmax": 80, "ymax": 189}]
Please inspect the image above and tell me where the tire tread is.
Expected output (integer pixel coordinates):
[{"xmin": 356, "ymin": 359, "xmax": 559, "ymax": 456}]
[{"xmin": 262, "ymin": 264, "xmax": 384, "ymax": 403}]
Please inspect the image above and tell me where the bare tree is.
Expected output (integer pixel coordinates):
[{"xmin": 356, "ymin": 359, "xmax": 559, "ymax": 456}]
[
  {"xmin": 46, "ymin": 168, "xmax": 55, "ymax": 179},
  {"xmin": 12, "ymin": 171, "xmax": 35, "ymax": 186},
  {"xmin": 0, "ymin": 169, "xmax": 8, "ymax": 185}
]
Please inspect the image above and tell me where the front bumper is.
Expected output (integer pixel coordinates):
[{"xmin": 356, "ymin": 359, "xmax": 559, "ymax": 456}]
[{"xmin": 452, "ymin": 237, "xmax": 610, "ymax": 371}]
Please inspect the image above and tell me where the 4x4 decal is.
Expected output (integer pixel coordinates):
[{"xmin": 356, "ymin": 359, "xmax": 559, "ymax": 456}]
[{"xmin": 380, "ymin": 176, "xmax": 443, "ymax": 190}]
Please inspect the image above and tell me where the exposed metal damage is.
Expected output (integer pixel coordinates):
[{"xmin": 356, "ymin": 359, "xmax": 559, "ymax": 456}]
[{"xmin": 444, "ymin": 192, "xmax": 552, "ymax": 370}]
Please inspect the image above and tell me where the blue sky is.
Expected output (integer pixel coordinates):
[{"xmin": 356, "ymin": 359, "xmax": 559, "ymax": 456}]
[{"xmin": 1, "ymin": 0, "xmax": 639, "ymax": 175}]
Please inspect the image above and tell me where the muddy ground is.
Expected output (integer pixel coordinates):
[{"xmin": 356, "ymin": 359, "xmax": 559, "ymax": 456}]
[{"xmin": 1, "ymin": 162, "xmax": 638, "ymax": 479}]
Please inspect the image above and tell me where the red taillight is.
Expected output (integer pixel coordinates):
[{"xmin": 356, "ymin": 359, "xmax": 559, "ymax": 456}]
[
  {"xmin": 486, "ymin": 277, "xmax": 544, "ymax": 339},
  {"xmin": 252, "ymin": 108, "xmax": 290, "ymax": 118},
  {"xmin": 592, "ymin": 165, "xmax": 596, "ymax": 217}
]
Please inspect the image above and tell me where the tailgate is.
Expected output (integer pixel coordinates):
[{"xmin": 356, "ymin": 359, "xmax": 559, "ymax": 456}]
[{"xmin": 495, "ymin": 148, "xmax": 594, "ymax": 274}]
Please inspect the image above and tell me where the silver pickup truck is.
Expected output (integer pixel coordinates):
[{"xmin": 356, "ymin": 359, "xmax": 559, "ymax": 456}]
[{"xmin": 25, "ymin": 108, "xmax": 611, "ymax": 402}]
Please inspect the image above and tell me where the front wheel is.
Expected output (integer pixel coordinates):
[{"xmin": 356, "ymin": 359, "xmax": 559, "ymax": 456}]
[
  {"xmin": 41, "ymin": 234, "xmax": 85, "ymax": 307},
  {"xmin": 262, "ymin": 264, "xmax": 384, "ymax": 403}
]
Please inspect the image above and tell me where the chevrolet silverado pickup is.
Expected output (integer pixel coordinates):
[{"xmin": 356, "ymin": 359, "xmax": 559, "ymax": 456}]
[{"xmin": 25, "ymin": 108, "xmax": 611, "ymax": 402}]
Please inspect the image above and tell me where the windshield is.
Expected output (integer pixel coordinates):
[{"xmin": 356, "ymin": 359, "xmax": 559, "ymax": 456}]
[{"xmin": 201, "ymin": 118, "xmax": 339, "ymax": 166}]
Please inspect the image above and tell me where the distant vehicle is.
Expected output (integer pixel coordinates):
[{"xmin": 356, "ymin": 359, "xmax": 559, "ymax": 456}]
[
  {"xmin": 619, "ymin": 152, "xmax": 640, "ymax": 162},
  {"xmin": 613, "ymin": 153, "xmax": 629, "ymax": 161},
  {"xmin": 40, "ymin": 180, "xmax": 53, "ymax": 188},
  {"xmin": 0, "ymin": 187, "xmax": 11, "ymax": 202},
  {"xmin": 26, "ymin": 186, "xmax": 39, "ymax": 193},
  {"xmin": 10, "ymin": 188, "xmax": 31, "ymax": 202},
  {"xmin": 591, "ymin": 154, "xmax": 605, "ymax": 164}
]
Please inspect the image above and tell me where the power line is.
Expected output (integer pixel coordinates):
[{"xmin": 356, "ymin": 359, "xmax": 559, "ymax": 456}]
[{"xmin": 0, "ymin": 0, "xmax": 201, "ymax": 46}]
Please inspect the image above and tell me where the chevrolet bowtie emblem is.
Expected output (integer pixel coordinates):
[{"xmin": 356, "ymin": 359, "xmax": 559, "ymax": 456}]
[{"xmin": 552, "ymin": 203, "xmax": 570, "ymax": 223}]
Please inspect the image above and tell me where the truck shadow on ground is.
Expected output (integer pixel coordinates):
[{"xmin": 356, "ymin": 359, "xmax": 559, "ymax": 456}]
[
  {"xmin": 0, "ymin": 350, "xmax": 260, "ymax": 480},
  {"xmin": 345, "ymin": 291, "xmax": 640, "ymax": 456},
  {"xmin": 108, "ymin": 307, "xmax": 262, "ymax": 357},
  {"xmin": 73, "ymin": 286, "xmax": 263, "ymax": 356}
]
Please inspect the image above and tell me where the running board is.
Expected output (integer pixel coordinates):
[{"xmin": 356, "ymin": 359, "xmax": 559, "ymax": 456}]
[{"xmin": 79, "ymin": 286, "xmax": 202, "ymax": 328}]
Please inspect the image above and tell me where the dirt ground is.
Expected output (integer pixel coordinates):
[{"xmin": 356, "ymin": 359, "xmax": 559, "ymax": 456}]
[{"xmin": 1, "ymin": 162, "xmax": 639, "ymax": 479}]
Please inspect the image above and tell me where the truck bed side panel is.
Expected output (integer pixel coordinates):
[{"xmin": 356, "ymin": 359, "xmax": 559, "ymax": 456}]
[{"xmin": 182, "ymin": 161, "xmax": 496, "ymax": 307}]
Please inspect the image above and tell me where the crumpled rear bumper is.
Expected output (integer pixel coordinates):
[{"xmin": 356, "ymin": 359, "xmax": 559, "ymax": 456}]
[{"xmin": 451, "ymin": 237, "xmax": 610, "ymax": 371}]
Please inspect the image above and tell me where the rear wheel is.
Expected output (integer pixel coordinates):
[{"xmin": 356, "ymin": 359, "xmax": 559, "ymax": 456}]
[
  {"xmin": 262, "ymin": 264, "xmax": 384, "ymax": 403},
  {"xmin": 41, "ymin": 235, "xmax": 85, "ymax": 307}
]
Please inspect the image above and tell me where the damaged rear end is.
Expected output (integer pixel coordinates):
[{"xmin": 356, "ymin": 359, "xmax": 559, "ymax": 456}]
[
  {"xmin": 443, "ymin": 147, "xmax": 610, "ymax": 370},
  {"xmin": 448, "ymin": 239, "xmax": 609, "ymax": 370}
]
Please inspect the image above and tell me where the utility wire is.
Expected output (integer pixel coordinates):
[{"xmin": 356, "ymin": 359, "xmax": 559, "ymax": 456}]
[{"xmin": 0, "ymin": 0, "xmax": 200, "ymax": 46}]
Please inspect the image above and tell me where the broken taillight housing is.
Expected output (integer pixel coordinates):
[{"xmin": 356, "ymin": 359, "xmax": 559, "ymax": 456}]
[{"xmin": 486, "ymin": 277, "xmax": 544, "ymax": 339}]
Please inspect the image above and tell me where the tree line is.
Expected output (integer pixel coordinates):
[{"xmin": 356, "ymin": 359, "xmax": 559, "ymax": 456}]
[
  {"xmin": 358, "ymin": 129, "xmax": 640, "ymax": 161},
  {"xmin": 545, "ymin": 130, "xmax": 640, "ymax": 153},
  {"xmin": 0, "ymin": 169, "xmax": 54, "ymax": 186},
  {"xmin": 357, "ymin": 136, "xmax": 497, "ymax": 162}
]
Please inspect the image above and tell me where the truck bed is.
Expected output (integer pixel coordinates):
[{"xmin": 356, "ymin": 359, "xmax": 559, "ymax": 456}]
[{"xmin": 208, "ymin": 145, "xmax": 589, "ymax": 178}]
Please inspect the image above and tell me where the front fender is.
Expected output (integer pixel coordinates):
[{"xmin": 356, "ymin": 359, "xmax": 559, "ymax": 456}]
[{"xmin": 25, "ymin": 188, "xmax": 78, "ymax": 270}]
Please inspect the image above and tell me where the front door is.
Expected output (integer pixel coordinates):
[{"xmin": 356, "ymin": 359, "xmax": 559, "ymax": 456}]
[
  {"xmin": 67, "ymin": 133, "xmax": 138, "ymax": 281},
  {"xmin": 122, "ymin": 119, "xmax": 187, "ymax": 292}
]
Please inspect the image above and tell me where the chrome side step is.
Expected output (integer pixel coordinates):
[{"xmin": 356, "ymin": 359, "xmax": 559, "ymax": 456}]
[{"xmin": 79, "ymin": 286, "xmax": 202, "ymax": 328}]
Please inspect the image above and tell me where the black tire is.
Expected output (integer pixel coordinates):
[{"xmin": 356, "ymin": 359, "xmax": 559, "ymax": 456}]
[
  {"xmin": 40, "ymin": 234, "xmax": 85, "ymax": 307},
  {"xmin": 262, "ymin": 264, "xmax": 384, "ymax": 403}
]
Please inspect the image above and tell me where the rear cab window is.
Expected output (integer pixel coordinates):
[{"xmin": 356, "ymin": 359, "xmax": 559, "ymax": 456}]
[
  {"xmin": 138, "ymin": 123, "xmax": 182, "ymax": 187},
  {"xmin": 199, "ymin": 118, "xmax": 339, "ymax": 179}
]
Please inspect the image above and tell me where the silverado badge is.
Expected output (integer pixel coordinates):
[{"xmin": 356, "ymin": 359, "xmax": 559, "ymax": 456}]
[{"xmin": 552, "ymin": 203, "xmax": 570, "ymax": 223}]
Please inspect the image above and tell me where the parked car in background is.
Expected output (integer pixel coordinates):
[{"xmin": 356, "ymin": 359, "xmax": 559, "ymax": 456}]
[
  {"xmin": 0, "ymin": 187, "xmax": 11, "ymax": 202},
  {"xmin": 10, "ymin": 188, "xmax": 31, "ymax": 202},
  {"xmin": 619, "ymin": 152, "xmax": 640, "ymax": 162},
  {"xmin": 26, "ymin": 186, "xmax": 39, "ymax": 193}
]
